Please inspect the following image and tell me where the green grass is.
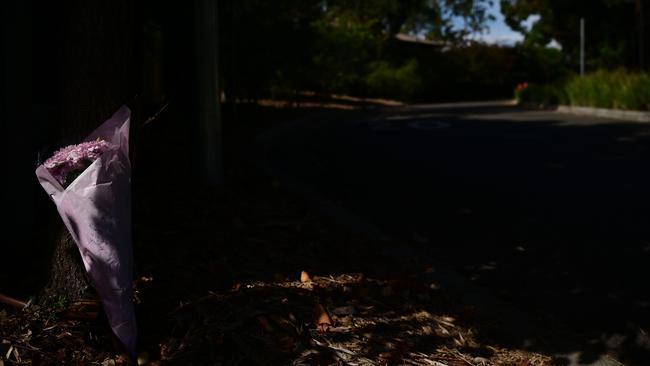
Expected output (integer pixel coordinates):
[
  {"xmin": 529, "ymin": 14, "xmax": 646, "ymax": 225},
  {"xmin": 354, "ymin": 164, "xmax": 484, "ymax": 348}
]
[{"xmin": 516, "ymin": 69, "xmax": 650, "ymax": 111}]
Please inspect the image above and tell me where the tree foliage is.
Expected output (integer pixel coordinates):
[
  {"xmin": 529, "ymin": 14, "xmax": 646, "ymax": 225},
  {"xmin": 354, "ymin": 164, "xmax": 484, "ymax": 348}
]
[
  {"xmin": 219, "ymin": 0, "xmax": 495, "ymax": 101},
  {"xmin": 319, "ymin": 0, "xmax": 493, "ymax": 41},
  {"xmin": 500, "ymin": 0, "xmax": 648, "ymax": 70}
]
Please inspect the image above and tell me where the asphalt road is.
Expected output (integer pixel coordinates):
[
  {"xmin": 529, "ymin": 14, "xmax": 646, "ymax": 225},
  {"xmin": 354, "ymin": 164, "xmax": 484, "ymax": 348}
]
[{"xmin": 265, "ymin": 101, "xmax": 650, "ymax": 364}]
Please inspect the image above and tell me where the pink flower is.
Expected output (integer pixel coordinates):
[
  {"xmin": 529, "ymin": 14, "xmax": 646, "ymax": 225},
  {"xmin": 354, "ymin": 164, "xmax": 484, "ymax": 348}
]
[{"xmin": 44, "ymin": 139, "xmax": 112, "ymax": 186}]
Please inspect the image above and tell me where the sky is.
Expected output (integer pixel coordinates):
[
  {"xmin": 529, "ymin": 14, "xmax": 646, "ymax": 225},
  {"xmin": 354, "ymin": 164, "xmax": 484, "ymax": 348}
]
[
  {"xmin": 474, "ymin": 1, "xmax": 524, "ymax": 44},
  {"xmin": 459, "ymin": 1, "xmax": 543, "ymax": 46}
]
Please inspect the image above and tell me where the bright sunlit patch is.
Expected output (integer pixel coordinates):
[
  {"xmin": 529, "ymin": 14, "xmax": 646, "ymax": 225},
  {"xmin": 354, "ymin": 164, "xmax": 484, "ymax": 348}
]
[{"xmin": 547, "ymin": 39, "xmax": 562, "ymax": 50}]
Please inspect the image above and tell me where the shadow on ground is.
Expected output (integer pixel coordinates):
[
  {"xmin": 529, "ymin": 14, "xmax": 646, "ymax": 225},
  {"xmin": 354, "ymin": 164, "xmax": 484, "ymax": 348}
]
[
  {"xmin": 124, "ymin": 102, "xmax": 552, "ymax": 365},
  {"xmin": 6, "ymin": 102, "xmax": 646, "ymax": 365},
  {"xmin": 263, "ymin": 103, "xmax": 650, "ymax": 364}
]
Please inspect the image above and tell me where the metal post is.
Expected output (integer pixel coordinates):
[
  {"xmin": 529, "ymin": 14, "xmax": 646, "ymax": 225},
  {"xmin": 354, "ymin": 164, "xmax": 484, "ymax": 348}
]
[
  {"xmin": 640, "ymin": 0, "xmax": 645, "ymax": 69},
  {"xmin": 580, "ymin": 18, "xmax": 585, "ymax": 76}
]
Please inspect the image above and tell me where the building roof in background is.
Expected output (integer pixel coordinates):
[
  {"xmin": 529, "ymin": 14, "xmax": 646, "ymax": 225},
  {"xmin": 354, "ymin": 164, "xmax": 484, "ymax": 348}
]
[{"xmin": 395, "ymin": 33, "xmax": 445, "ymax": 47}]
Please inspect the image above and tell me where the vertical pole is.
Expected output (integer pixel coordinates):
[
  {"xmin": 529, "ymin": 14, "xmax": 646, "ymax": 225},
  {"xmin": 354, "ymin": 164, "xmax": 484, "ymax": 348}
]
[
  {"xmin": 640, "ymin": 0, "xmax": 645, "ymax": 69},
  {"xmin": 580, "ymin": 18, "xmax": 585, "ymax": 76},
  {"xmin": 194, "ymin": 0, "xmax": 224, "ymax": 186}
]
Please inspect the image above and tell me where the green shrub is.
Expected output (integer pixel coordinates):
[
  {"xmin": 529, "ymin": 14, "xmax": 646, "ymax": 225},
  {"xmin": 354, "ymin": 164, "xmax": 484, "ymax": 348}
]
[
  {"xmin": 515, "ymin": 69, "xmax": 649, "ymax": 111},
  {"xmin": 364, "ymin": 59, "xmax": 422, "ymax": 100},
  {"xmin": 564, "ymin": 69, "xmax": 650, "ymax": 111},
  {"xmin": 311, "ymin": 15, "xmax": 381, "ymax": 94},
  {"xmin": 515, "ymin": 83, "xmax": 565, "ymax": 105}
]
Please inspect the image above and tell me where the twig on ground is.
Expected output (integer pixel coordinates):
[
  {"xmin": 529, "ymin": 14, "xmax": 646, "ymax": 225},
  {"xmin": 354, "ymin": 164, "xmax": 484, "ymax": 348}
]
[
  {"xmin": 312, "ymin": 337, "xmax": 356, "ymax": 356},
  {"xmin": 0, "ymin": 293, "xmax": 27, "ymax": 309},
  {"xmin": 141, "ymin": 102, "xmax": 169, "ymax": 128}
]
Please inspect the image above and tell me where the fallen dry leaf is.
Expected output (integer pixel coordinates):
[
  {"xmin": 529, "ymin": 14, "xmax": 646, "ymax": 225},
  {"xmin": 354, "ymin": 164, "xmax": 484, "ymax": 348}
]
[
  {"xmin": 300, "ymin": 271, "xmax": 312, "ymax": 283},
  {"xmin": 313, "ymin": 304, "xmax": 332, "ymax": 332}
]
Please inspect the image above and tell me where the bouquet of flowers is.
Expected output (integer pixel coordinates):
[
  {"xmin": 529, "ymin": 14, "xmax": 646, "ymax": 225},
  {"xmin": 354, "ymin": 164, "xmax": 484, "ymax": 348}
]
[
  {"xmin": 35, "ymin": 106, "xmax": 136, "ymax": 356},
  {"xmin": 43, "ymin": 139, "xmax": 112, "ymax": 187}
]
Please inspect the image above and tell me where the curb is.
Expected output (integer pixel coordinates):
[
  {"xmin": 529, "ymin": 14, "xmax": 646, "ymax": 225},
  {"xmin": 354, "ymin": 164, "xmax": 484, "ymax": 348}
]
[
  {"xmin": 518, "ymin": 101, "xmax": 650, "ymax": 123},
  {"xmin": 557, "ymin": 105, "xmax": 650, "ymax": 122}
]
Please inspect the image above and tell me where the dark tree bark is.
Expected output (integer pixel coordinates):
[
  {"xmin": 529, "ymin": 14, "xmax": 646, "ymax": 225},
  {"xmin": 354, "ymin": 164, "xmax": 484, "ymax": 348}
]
[
  {"xmin": 40, "ymin": 0, "xmax": 135, "ymax": 306},
  {"xmin": 61, "ymin": 0, "xmax": 135, "ymax": 139},
  {"xmin": 40, "ymin": 229, "xmax": 93, "ymax": 305}
]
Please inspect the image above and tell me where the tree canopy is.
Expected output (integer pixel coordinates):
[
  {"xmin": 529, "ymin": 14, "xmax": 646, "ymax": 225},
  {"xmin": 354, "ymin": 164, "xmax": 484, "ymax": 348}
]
[
  {"xmin": 219, "ymin": 0, "xmax": 496, "ymax": 101},
  {"xmin": 500, "ymin": 0, "xmax": 648, "ymax": 69}
]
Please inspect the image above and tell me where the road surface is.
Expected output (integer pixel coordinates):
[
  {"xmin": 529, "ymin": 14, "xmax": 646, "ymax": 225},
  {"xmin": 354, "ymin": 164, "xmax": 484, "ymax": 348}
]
[{"xmin": 265, "ymin": 101, "xmax": 650, "ymax": 364}]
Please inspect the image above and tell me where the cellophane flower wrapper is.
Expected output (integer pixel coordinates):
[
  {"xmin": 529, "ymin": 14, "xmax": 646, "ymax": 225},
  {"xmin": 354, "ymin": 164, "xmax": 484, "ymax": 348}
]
[{"xmin": 35, "ymin": 106, "xmax": 136, "ymax": 356}]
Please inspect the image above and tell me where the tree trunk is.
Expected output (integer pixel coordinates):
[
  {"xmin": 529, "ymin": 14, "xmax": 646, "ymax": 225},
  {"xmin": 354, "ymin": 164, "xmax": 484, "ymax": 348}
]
[
  {"xmin": 40, "ymin": 0, "xmax": 135, "ymax": 306},
  {"xmin": 40, "ymin": 229, "xmax": 93, "ymax": 306}
]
